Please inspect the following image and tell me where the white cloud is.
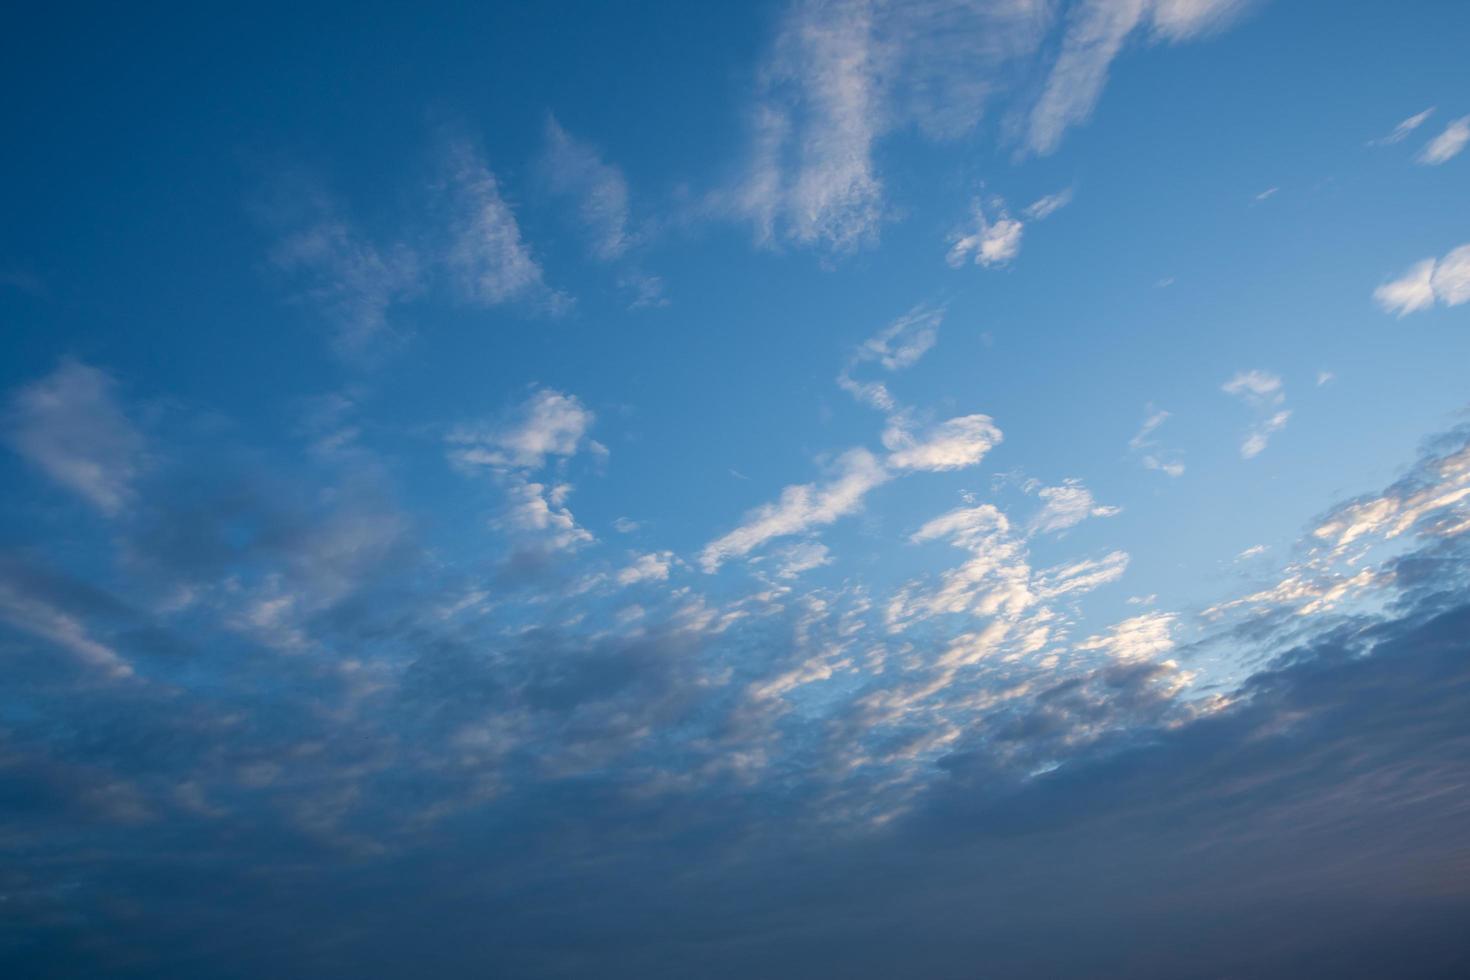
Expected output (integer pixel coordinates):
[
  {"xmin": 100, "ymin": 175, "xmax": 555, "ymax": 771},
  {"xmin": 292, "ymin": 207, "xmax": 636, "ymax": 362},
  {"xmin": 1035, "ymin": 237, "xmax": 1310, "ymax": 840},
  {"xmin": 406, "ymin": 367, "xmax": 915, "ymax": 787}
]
[
  {"xmin": 267, "ymin": 205, "xmax": 420, "ymax": 355},
  {"xmin": 700, "ymin": 449, "xmax": 890, "ymax": 572},
  {"xmin": 616, "ymin": 551, "xmax": 674, "ymax": 586},
  {"xmin": 612, "ymin": 517, "xmax": 641, "ymax": 534},
  {"xmin": 885, "ymin": 415, "xmax": 1003, "ymax": 472},
  {"xmin": 1374, "ymin": 244, "xmax": 1470, "ymax": 316},
  {"xmin": 1037, "ymin": 550, "xmax": 1130, "ymax": 597},
  {"xmin": 947, "ymin": 202, "xmax": 1024, "ymax": 268},
  {"xmin": 774, "ymin": 541, "xmax": 833, "ymax": 579},
  {"xmin": 838, "ymin": 306, "xmax": 943, "ymax": 411},
  {"xmin": 726, "ymin": 0, "xmax": 1051, "ymax": 251},
  {"xmin": 5, "ymin": 360, "xmax": 143, "ymax": 516},
  {"xmin": 858, "ymin": 306, "xmax": 941, "ymax": 371},
  {"xmin": 1029, "ymin": 479, "xmax": 1121, "ymax": 535},
  {"xmin": 1316, "ymin": 370, "xmax": 1335, "ymax": 387},
  {"xmin": 542, "ymin": 117, "xmax": 633, "ymax": 261},
  {"xmin": 448, "ymin": 389, "xmax": 597, "ymax": 471},
  {"xmin": 1221, "ymin": 369, "xmax": 1284, "ymax": 406},
  {"xmin": 1240, "ymin": 410, "xmax": 1290, "ymax": 459},
  {"xmin": 500, "ymin": 479, "xmax": 593, "ymax": 551},
  {"xmin": 949, "ymin": 188, "xmax": 1071, "ymax": 269},
  {"xmin": 1024, "ymin": 187, "xmax": 1075, "ymax": 220},
  {"xmin": 1076, "ymin": 611, "xmax": 1176, "ymax": 662},
  {"xmin": 1026, "ymin": 0, "xmax": 1250, "ymax": 156},
  {"xmin": 448, "ymin": 388, "xmax": 602, "ymax": 552},
  {"xmin": 1223, "ymin": 371, "xmax": 1288, "ymax": 459},
  {"xmin": 1418, "ymin": 114, "xmax": 1470, "ymax": 165},
  {"xmin": 1253, "ymin": 186, "xmax": 1278, "ymax": 203},
  {"xmin": 1129, "ymin": 405, "xmax": 1184, "ymax": 477},
  {"xmin": 1370, "ymin": 106, "xmax": 1433, "ymax": 146},
  {"xmin": 442, "ymin": 141, "xmax": 571, "ymax": 313},
  {"xmin": 0, "ymin": 576, "xmax": 133, "ymax": 678}
]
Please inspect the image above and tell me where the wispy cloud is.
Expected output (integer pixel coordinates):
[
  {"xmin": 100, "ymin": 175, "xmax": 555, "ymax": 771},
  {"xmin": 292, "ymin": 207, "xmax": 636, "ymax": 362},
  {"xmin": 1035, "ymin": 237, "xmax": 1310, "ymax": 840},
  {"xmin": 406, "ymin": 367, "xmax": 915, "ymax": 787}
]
[
  {"xmin": 1025, "ymin": 0, "xmax": 1253, "ymax": 157},
  {"xmin": 1222, "ymin": 370, "xmax": 1289, "ymax": 459},
  {"xmin": 440, "ymin": 140, "xmax": 571, "ymax": 314},
  {"xmin": 1374, "ymin": 243, "xmax": 1470, "ymax": 316},
  {"xmin": 5, "ymin": 360, "xmax": 143, "ymax": 516},
  {"xmin": 448, "ymin": 388, "xmax": 604, "ymax": 551},
  {"xmin": 1029, "ymin": 478, "xmax": 1121, "ymax": 535},
  {"xmin": 700, "ymin": 448, "xmax": 889, "ymax": 572},
  {"xmin": 1369, "ymin": 106, "xmax": 1434, "ymax": 146},
  {"xmin": 267, "ymin": 201, "xmax": 420, "ymax": 356},
  {"xmin": 947, "ymin": 188, "xmax": 1072, "ymax": 269},
  {"xmin": 1417, "ymin": 114, "xmax": 1470, "ymax": 165},
  {"xmin": 1129, "ymin": 405, "xmax": 1184, "ymax": 477}
]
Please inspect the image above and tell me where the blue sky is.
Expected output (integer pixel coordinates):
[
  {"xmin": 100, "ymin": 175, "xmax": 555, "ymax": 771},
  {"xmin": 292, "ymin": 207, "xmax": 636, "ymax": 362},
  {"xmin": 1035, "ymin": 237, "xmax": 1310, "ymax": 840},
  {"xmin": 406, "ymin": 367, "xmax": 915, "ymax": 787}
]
[{"xmin": 3, "ymin": 2, "xmax": 1470, "ymax": 976}]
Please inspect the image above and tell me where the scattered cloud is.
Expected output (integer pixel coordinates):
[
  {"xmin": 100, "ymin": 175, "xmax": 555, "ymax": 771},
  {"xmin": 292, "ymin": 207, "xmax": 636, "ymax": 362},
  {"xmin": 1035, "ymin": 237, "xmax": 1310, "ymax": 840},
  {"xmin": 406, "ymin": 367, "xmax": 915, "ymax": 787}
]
[
  {"xmin": 1129, "ymin": 405, "xmax": 1184, "ymax": 477},
  {"xmin": 700, "ymin": 449, "xmax": 890, "ymax": 572},
  {"xmin": 1417, "ymin": 114, "xmax": 1470, "ymax": 165},
  {"xmin": 1025, "ymin": 0, "xmax": 1254, "ymax": 156},
  {"xmin": 947, "ymin": 188, "xmax": 1070, "ymax": 269},
  {"xmin": 1223, "ymin": 370, "xmax": 1289, "ymax": 459},
  {"xmin": 616, "ymin": 551, "xmax": 674, "ymax": 586},
  {"xmin": 1375, "ymin": 243, "xmax": 1470, "ymax": 316},
  {"xmin": 1369, "ymin": 106, "xmax": 1434, "ymax": 146},
  {"xmin": 448, "ymin": 388, "xmax": 598, "ymax": 470},
  {"xmin": 440, "ymin": 140, "xmax": 571, "ymax": 314},
  {"xmin": 267, "ymin": 201, "xmax": 420, "ymax": 355},
  {"xmin": 5, "ymin": 360, "xmax": 143, "ymax": 515},
  {"xmin": 542, "ymin": 116, "xmax": 633, "ymax": 261},
  {"xmin": 1029, "ymin": 479, "xmax": 1121, "ymax": 535}
]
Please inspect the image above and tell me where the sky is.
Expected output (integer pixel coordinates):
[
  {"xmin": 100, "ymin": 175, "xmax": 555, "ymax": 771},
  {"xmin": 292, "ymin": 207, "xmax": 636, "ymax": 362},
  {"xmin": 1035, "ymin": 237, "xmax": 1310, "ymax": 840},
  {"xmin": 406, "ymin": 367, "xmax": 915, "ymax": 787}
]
[{"xmin": 2, "ymin": 1, "xmax": 1470, "ymax": 976}]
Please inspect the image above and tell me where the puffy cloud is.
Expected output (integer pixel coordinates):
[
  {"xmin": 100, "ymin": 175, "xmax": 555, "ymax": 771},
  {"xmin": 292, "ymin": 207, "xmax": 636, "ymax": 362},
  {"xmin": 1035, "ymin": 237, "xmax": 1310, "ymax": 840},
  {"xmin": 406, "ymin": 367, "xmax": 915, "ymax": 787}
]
[
  {"xmin": 885, "ymin": 414, "xmax": 1003, "ymax": 472},
  {"xmin": 5, "ymin": 360, "xmax": 143, "ymax": 516},
  {"xmin": 1375, "ymin": 244, "xmax": 1470, "ymax": 316},
  {"xmin": 947, "ymin": 189, "xmax": 1069, "ymax": 269},
  {"xmin": 448, "ymin": 389, "xmax": 597, "ymax": 471},
  {"xmin": 616, "ymin": 551, "xmax": 674, "ymax": 587},
  {"xmin": 1417, "ymin": 114, "xmax": 1470, "ymax": 165}
]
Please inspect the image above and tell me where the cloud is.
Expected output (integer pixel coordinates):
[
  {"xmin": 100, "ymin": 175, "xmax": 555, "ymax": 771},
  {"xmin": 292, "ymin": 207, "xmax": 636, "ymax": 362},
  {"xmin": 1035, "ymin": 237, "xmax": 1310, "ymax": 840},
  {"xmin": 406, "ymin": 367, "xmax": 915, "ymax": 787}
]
[
  {"xmin": 1129, "ymin": 405, "xmax": 1184, "ymax": 477},
  {"xmin": 700, "ymin": 449, "xmax": 890, "ymax": 572},
  {"xmin": 838, "ymin": 306, "xmax": 944, "ymax": 411},
  {"xmin": 885, "ymin": 414, "xmax": 1004, "ymax": 472},
  {"xmin": 267, "ymin": 207, "xmax": 421, "ymax": 355},
  {"xmin": 724, "ymin": 0, "xmax": 1053, "ymax": 251},
  {"xmin": 722, "ymin": 0, "xmax": 1249, "ymax": 250},
  {"xmin": 447, "ymin": 388, "xmax": 603, "ymax": 552},
  {"xmin": 616, "ymin": 551, "xmax": 674, "ymax": 587},
  {"xmin": 1375, "ymin": 244, "xmax": 1470, "ymax": 316},
  {"xmin": 1369, "ymin": 106, "xmax": 1434, "ymax": 146},
  {"xmin": 5, "ymin": 360, "xmax": 143, "ymax": 515},
  {"xmin": 441, "ymin": 140, "xmax": 571, "ymax": 313},
  {"xmin": 1030, "ymin": 479, "xmax": 1121, "ymax": 535},
  {"xmin": 541, "ymin": 116, "xmax": 633, "ymax": 261},
  {"xmin": 947, "ymin": 201, "xmax": 1024, "ymax": 268},
  {"xmin": 1417, "ymin": 114, "xmax": 1470, "ymax": 165},
  {"xmin": 947, "ymin": 189, "xmax": 1070, "ymax": 269},
  {"xmin": 1025, "ymin": 0, "xmax": 1252, "ymax": 157},
  {"xmin": 1223, "ymin": 370, "xmax": 1289, "ymax": 459},
  {"xmin": 448, "ymin": 389, "xmax": 598, "ymax": 471}
]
